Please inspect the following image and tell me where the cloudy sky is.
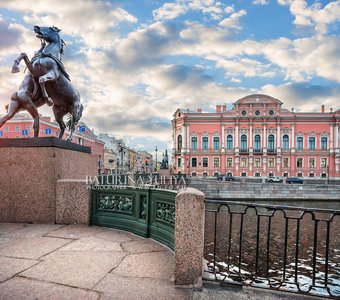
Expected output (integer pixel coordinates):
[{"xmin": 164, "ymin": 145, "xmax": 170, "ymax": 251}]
[{"xmin": 0, "ymin": 0, "xmax": 339, "ymax": 154}]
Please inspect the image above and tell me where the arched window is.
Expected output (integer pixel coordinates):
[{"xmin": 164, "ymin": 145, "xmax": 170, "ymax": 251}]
[
  {"xmin": 191, "ymin": 137, "xmax": 197, "ymax": 150},
  {"xmin": 297, "ymin": 136, "xmax": 303, "ymax": 150},
  {"xmin": 254, "ymin": 134, "xmax": 261, "ymax": 151},
  {"xmin": 177, "ymin": 135, "xmax": 182, "ymax": 151},
  {"xmin": 282, "ymin": 135, "xmax": 289, "ymax": 150},
  {"xmin": 268, "ymin": 134, "xmax": 275, "ymax": 151},
  {"xmin": 202, "ymin": 137, "xmax": 208, "ymax": 150},
  {"xmin": 321, "ymin": 137, "xmax": 327, "ymax": 150},
  {"xmin": 227, "ymin": 135, "xmax": 233, "ymax": 150},
  {"xmin": 309, "ymin": 137, "xmax": 315, "ymax": 150},
  {"xmin": 213, "ymin": 137, "xmax": 220, "ymax": 150},
  {"xmin": 241, "ymin": 135, "xmax": 247, "ymax": 151}
]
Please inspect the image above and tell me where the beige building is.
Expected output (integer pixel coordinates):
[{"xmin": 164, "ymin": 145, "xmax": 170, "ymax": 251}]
[{"xmin": 103, "ymin": 148, "xmax": 117, "ymax": 174}]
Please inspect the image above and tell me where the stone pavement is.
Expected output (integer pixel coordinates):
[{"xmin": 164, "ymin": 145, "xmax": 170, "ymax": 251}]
[
  {"xmin": 0, "ymin": 223, "xmax": 191, "ymax": 300},
  {"xmin": 0, "ymin": 223, "xmax": 324, "ymax": 300}
]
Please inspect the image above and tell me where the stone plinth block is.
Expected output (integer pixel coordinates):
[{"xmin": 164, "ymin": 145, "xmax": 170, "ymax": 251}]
[
  {"xmin": 56, "ymin": 180, "xmax": 91, "ymax": 224},
  {"xmin": 0, "ymin": 137, "xmax": 97, "ymax": 223},
  {"xmin": 174, "ymin": 187, "xmax": 205, "ymax": 288}
]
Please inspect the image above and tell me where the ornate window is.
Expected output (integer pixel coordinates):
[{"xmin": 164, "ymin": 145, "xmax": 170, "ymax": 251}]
[
  {"xmin": 213, "ymin": 137, "xmax": 220, "ymax": 150},
  {"xmin": 177, "ymin": 158, "xmax": 182, "ymax": 167},
  {"xmin": 309, "ymin": 137, "xmax": 315, "ymax": 150},
  {"xmin": 177, "ymin": 135, "xmax": 182, "ymax": 151},
  {"xmin": 202, "ymin": 157, "xmax": 208, "ymax": 167},
  {"xmin": 191, "ymin": 158, "xmax": 197, "ymax": 167},
  {"xmin": 309, "ymin": 158, "xmax": 315, "ymax": 168},
  {"xmin": 202, "ymin": 137, "xmax": 208, "ymax": 150},
  {"xmin": 254, "ymin": 158, "xmax": 261, "ymax": 167},
  {"xmin": 269, "ymin": 110, "xmax": 274, "ymax": 115},
  {"xmin": 282, "ymin": 135, "xmax": 289, "ymax": 150},
  {"xmin": 241, "ymin": 134, "xmax": 247, "ymax": 151},
  {"xmin": 297, "ymin": 137, "xmax": 303, "ymax": 150},
  {"xmin": 268, "ymin": 134, "xmax": 275, "ymax": 150},
  {"xmin": 240, "ymin": 157, "xmax": 247, "ymax": 167},
  {"xmin": 191, "ymin": 137, "xmax": 197, "ymax": 150},
  {"xmin": 241, "ymin": 110, "xmax": 247, "ymax": 116},
  {"xmin": 226, "ymin": 135, "xmax": 233, "ymax": 150},
  {"xmin": 255, "ymin": 110, "xmax": 260, "ymax": 116},
  {"xmin": 283, "ymin": 158, "xmax": 289, "ymax": 168},
  {"xmin": 227, "ymin": 158, "xmax": 233, "ymax": 167},
  {"xmin": 268, "ymin": 158, "xmax": 275, "ymax": 168},
  {"xmin": 254, "ymin": 134, "xmax": 261, "ymax": 151},
  {"xmin": 321, "ymin": 137, "xmax": 327, "ymax": 150},
  {"xmin": 214, "ymin": 158, "xmax": 220, "ymax": 168},
  {"xmin": 321, "ymin": 158, "xmax": 327, "ymax": 168},
  {"xmin": 296, "ymin": 158, "xmax": 303, "ymax": 168}
]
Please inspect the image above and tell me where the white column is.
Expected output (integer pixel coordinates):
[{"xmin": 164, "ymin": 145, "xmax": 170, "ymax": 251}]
[
  {"xmin": 330, "ymin": 125, "xmax": 333, "ymax": 150},
  {"xmin": 277, "ymin": 124, "xmax": 281, "ymax": 148},
  {"xmin": 335, "ymin": 123, "xmax": 339, "ymax": 148},
  {"xmin": 221, "ymin": 125, "xmax": 225, "ymax": 149},
  {"xmin": 186, "ymin": 125, "xmax": 190, "ymax": 152},
  {"xmin": 263, "ymin": 124, "xmax": 267, "ymax": 148},
  {"xmin": 291, "ymin": 125, "xmax": 295, "ymax": 148},
  {"xmin": 182, "ymin": 125, "xmax": 187, "ymax": 152},
  {"xmin": 235, "ymin": 124, "xmax": 239, "ymax": 148},
  {"xmin": 249, "ymin": 123, "xmax": 253, "ymax": 148}
]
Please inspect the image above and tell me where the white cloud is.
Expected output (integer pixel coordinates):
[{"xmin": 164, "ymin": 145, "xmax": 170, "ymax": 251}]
[
  {"xmin": 278, "ymin": 0, "xmax": 340, "ymax": 34},
  {"xmin": 253, "ymin": 0, "xmax": 269, "ymax": 5},
  {"xmin": 219, "ymin": 9, "xmax": 247, "ymax": 30}
]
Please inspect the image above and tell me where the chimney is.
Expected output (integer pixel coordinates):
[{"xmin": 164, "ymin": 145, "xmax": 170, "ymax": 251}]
[
  {"xmin": 321, "ymin": 104, "xmax": 325, "ymax": 113},
  {"xmin": 197, "ymin": 108, "xmax": 202, "ymax": 113},
  {"xmin": 216, "ymin": 105, "xmax": 222, "ymax": 113}
]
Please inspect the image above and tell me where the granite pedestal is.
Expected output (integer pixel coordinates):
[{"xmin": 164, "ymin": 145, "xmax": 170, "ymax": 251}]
[{"xmin": 0, "ymin": 137, "xmax": 98, "ymax": 223}]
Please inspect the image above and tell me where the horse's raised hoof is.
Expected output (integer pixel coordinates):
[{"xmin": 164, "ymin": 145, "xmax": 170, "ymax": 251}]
[{"xmin": 11, "ymin": 66, "xmax": 20, "ymax": 73}]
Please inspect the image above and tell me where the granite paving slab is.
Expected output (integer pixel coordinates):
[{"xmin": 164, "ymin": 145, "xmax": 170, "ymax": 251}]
[
  {"xmin": 94, "ymin": 273, "xmax": 191, "ymax": 300},
  {"xmin": 0, "ymin": 277, "xmax": 100, "ymax": 300},
  {"xmin": 60, "ymin": 236, "xmax": 123, "ymax": 252},
  {"xmin": 46, "ymin": 224, "xmax": 105, "ymax": 239},
  {"xmin": 0, "ymin": 237, "xmax": 71, "ymax": 259},
  {"xmin": 0, "ymin": 223, "xmax": 26, "ymax": 235},
  {"xmin": 0, "ymin": 257, "xmax": 40, "ymax": 282},
  {"xmin": 2, "ymin": 224, "xmax": 64, "ymax": 238},
  {"xmin": 21, "ymin": 250, "xmax": 127, "ymax": 289},
  {"xmin": 121, "ymin": 238, "xmax": 169, "ymax": 254},
  {"xmin": 111, "ymin": 251, "xmax": 174, "ymax": 280}
]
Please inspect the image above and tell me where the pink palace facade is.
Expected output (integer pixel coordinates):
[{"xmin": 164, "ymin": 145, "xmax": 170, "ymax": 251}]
[{"xmin": 172, "ymin": 94, "xmax": 340, "ymax": 179}]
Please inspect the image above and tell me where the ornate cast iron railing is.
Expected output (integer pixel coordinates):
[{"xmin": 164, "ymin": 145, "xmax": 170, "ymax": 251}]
[
  {"xmin": 204, "ymin": 199, "xmax": 340, "ymax": 298},
  {"xmin": 91, "ymin": 187, "xmax": 176, "ymax": 249}
]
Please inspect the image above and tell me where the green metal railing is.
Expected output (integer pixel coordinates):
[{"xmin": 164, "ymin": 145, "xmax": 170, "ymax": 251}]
[{"xmin": 90, "ymin": 187, "xmax": 176, "ymax": 250}]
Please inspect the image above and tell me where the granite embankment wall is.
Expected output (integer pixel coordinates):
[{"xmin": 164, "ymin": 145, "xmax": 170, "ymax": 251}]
[{"xmin": 187, "ymin": 178, "xmax": 340, "ymax": 200}]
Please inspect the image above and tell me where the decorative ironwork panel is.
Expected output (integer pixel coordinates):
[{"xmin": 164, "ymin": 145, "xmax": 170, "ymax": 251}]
[
  {"xmin": 140, "ymin": 195, "xmax": 147, "ymax": 219},
  {"xmin": 156, "ymin": 201, "xmax": 175, "ymax": 225},
  {"xmin": 98, "ymin": 194, "xmax": 133, "ymax": 215}
]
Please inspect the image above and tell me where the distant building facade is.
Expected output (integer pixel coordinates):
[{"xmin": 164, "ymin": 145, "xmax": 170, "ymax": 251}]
[
  {"xmin": 103, "ymin": 148, "xmax": 117, "ymax": 174},
  {"xmin": 0, "ymin": 113, "xmax": 105, "ymax": 158},
  {"xmin": 172, "ymin": 94, "xmax": 340, "ymax": 178}
]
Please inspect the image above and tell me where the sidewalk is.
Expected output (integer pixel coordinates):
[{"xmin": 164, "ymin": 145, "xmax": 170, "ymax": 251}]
[
  {"xmin": 0, "ymin": 224, "xmax": 324, "ymax": 300},
  {"xmin": 0, "ymin": 223, "xmax": 191, "ymax": 300}
]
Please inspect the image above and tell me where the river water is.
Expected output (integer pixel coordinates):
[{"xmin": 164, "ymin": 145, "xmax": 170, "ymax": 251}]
[{"xmin": 204, "ymin": 200, "xmax": 340, "ymax": 298}]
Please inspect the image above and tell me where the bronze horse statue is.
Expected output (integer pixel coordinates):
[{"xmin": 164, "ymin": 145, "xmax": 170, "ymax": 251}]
[{"xmin": 0, "ymin": 25, "xmax": 83, "ymax": 141}]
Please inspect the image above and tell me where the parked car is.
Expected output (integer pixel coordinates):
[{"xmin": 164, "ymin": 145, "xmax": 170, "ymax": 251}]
[
  {"xmin": 267, "ymin": 176, "xmax": 283, "ymax": 183},
  {"xmin": 286, "ymin": 177, "xmax": 304, "ymax": 184},
  {"xmin": 217, "ymin": 174, "xmax": 235, "ymax": 181}
]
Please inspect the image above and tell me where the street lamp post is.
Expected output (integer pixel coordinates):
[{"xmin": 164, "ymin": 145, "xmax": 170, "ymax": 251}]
[{"xmin": 155, "ymin": 146, "xmax": 158, "ymax": 172}]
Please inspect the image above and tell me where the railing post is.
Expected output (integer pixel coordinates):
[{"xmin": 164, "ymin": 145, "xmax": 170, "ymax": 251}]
[{"xmin": 174, "ymin": 187, "xmax": 205, "ymax": 288}]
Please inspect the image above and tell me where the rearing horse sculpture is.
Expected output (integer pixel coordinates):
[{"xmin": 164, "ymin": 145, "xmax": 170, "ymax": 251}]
[{"xmin": 0, "ymin": 25, "xmax": 83, "ymax": 141}]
